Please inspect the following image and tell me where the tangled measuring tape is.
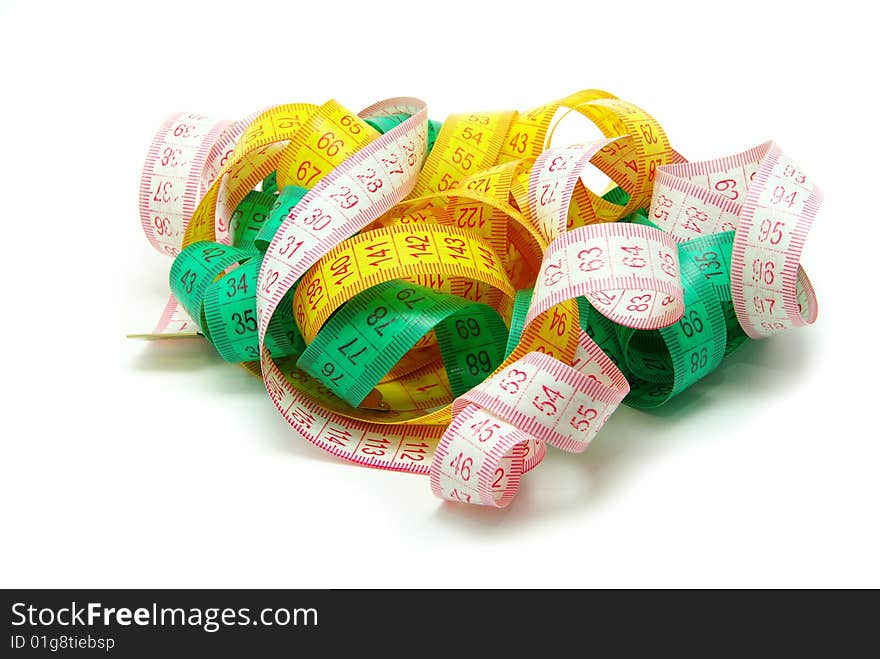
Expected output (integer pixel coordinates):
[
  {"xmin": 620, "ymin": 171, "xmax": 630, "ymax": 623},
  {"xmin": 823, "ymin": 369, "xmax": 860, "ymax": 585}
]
[{"xmin": 133, "ymin": 91, "xmax": 822, "ymax": 508}]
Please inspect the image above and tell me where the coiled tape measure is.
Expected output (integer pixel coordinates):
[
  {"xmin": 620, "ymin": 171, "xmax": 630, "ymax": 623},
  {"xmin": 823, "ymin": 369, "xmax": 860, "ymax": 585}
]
[{"xmin": 132, "ymin": 91, "xmax": 821, "ymax": 508}]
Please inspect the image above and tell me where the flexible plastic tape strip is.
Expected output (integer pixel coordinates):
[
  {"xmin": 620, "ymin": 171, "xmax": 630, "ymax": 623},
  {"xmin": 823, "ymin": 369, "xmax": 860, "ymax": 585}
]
[
  {"xmin": 297, "ymin": 279, "xmax": 508, "ymax": 407},
  {"xmin": 134, "ymin": 90, "xmax": 822, "ymax": 510}
]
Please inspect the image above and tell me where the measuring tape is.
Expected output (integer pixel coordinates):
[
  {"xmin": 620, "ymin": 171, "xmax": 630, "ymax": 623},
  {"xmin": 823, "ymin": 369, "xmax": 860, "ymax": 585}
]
[
  {"xmin": 296, "ymin": 278, "xmax": 509, "ymax": 407},
  {"xmin": 133, "ymin": 91, "xmax": 822, "ymax": 509}
]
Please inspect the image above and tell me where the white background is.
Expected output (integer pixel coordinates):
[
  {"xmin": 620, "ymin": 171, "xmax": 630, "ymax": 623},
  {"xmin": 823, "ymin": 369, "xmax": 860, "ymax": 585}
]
[{"xmin": 1, "ymin": 0, "xmax": 877, "ymax": 588}]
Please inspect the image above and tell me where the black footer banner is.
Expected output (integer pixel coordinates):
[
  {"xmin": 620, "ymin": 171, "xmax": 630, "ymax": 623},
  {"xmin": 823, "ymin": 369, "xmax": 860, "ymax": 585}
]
[{"xmin": 2, "ymin": 588, "xmax": 837, "ymax": 655}]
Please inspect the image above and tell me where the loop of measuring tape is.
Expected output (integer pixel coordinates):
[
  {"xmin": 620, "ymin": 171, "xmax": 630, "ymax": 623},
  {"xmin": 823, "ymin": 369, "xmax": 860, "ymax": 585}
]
[
  {"xmin": 648, "ymin": 141, "xmax": 820, "ymax": 338},
  {"xmin": 133, "ymin": 90, "xmax": 822, "ymax": 509}
]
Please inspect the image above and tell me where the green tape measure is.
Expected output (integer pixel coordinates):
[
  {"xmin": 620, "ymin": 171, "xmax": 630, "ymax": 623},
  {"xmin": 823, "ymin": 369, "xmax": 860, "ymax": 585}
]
[
  {"xmin": 202, "ymin": 258, "xmax": 304, "ymax": 362},
  {"xmin": 505, "ymin": 288, "xmax": 534, "ymax": 357},
  {"xmin": 230, "ymin": 190, "xmax": 275, "ymax": 253},
  {"xmin": 579, "ymin": 207, "xmax": 754, "ymax": 408},
  {"xmin": 297, "ymin": 279, "xmax": 508, "ymax": 407},
  {"xmin": 615, "ymin": 241, "xmax": 728, "ymax": 406},
  {"xmin": 262, "ymin": 170, "xmax": 278, "ymax": 196},
  {"xmin": 170, "ymin": 241, "xmax": 253, "ymax": 336},
  {"xmin": 171, "ymin": 241, "xmax": 305, "ymax": 362},
  {"xmin": 677, "ymin": 231, "xmax": 749, "ymax": 357}
]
